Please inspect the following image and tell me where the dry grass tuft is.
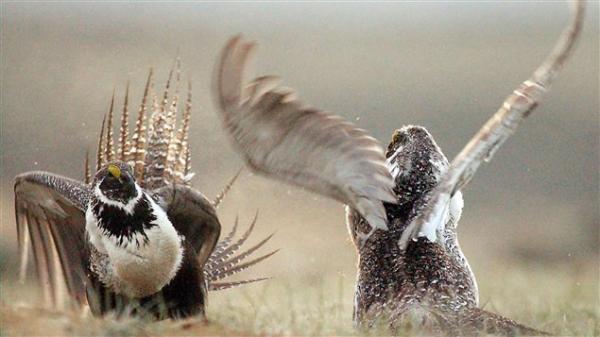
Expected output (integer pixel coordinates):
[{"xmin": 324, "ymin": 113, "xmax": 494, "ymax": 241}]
[{"xmin": 1, "ymin": 260, "xmax": 598, "ymax": 336}]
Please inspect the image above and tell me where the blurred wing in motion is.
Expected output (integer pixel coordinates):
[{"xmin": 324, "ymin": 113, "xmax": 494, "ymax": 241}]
[
  {"xmin": 14, "ymin": 172, "xmax": 92, "ymax": 309},
  {"xmin": 213, "ymin": 36, "xmax": 396, "ymax": 239},
  {"xmin": 399, "ymin": 0, "xmax": 586, "ymax": 249}
]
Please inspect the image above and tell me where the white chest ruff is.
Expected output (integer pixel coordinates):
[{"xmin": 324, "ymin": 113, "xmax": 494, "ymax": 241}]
[{"xmin": 85, "ymin": 193, "xmax": 183, "ymax": 298}]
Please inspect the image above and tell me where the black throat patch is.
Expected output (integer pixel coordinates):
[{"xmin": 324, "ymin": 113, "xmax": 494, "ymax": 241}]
[{"xmin": 92, "ymin": 193, "xmax": 158, "ymax": 247}]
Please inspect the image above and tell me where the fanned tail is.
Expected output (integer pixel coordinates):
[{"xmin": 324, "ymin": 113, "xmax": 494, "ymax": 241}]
[
  {"xmin": 210, "ymin": 211, "xmax": 258, "ymax": 264},
  {"xmin": 205, "ymin": 213, "xmax": 277, "ymax": 291},
  {"xmin": 142, "ymin": 58, "xmax": 194, "ymax": 189},
  {"xmin": 210, "ymin": 250, "xmax": 278, "ymax": 282},
  {"xmin": 90, "ymin": 62, "xmax": 195, "ymax": 188}
]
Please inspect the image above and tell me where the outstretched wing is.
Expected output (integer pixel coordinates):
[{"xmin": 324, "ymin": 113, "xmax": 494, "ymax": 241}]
[
  {"xmin": 213, "ymin": 36, "xmax": 396, "ymax": 231},
  {"xmin": 153, "ymin": 184, "xmax": 221, "ymax": 267},
  {"xmin": 14, "ymin": 171, "xmax": 92, "ymax": 309},
  {"xmin": 399, "ymin": 0, "xmax": 586, "ymax": 249}
]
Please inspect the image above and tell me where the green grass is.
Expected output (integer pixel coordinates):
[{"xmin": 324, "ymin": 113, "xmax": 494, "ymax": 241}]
[{"xmin": 1, "ymin": 262, "xmax": 598, "ymax": 336}]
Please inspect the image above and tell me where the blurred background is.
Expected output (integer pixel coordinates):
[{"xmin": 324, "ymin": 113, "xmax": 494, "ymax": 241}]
[{"xmin": 1, "ymin": 1, "xmax": 598, "ymax": 315}]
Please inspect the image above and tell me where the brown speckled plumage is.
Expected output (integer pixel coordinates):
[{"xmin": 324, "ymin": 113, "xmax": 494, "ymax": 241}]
[
  {"xmin": 213, "ymin": 0, "xmax": 583, "ymax": 334},
  {"xmin": 347, "ymin": 126, "xmax": 545, "ymax": 336}
]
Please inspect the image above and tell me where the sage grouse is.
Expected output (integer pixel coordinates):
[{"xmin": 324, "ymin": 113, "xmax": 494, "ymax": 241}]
[
  {"xmin": 14, "ymin": 65, "xmax": 276, "ymax": 319},
  {"xmin": 212, "ymin": 0, "xmax": 584, "ymax": 334}
]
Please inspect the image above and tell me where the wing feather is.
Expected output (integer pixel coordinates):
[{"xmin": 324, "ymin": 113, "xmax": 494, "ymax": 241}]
[
  {"xmin": 25, "ymin": 211, "xmax": 53, "ymax": 306},
  {"xmin": 152, "ymin": 184, "xmax": 221, "ymax": 267},
  {"xmin": 399, "ymin": 0, "xmax": 586, "ymax": 249},
  {"xmin": 213, "ymin": 36, "xmax": 396, "ymax": 231},
  {"xmin": 14, "ymin": 171, "xmax": 91, "ymax": 308}
]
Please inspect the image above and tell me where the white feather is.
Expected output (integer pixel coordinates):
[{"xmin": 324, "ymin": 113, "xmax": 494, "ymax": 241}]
[
  {"xmin": 93, "ymin": 182, "xmax": 142, "ymax": 215},
  {"xmin": 86, "ymin": 190, "xmax": 183, "ymax": 298}
]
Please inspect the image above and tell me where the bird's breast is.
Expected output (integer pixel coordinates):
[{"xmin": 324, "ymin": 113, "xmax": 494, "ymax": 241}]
[{"xmin": 86, "ymin": 193, "xmax": 184, "ymax": 298}]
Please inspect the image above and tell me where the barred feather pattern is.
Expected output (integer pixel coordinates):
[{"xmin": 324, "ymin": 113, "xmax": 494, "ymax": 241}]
[
  {"xmin": 212, "ymin": 168, "xmax": 242, "ymax": 208},
  {"xmin": 211, "ymin": 215, "xmax": 239, "ymax": 259},
  {"xmin": 165, "ymin": 62, "xmax": 182, "ymax": 183},
  {"xmin": 84, "ymin": 151, "xmax": 91, "ymax": 185},
  {"xmin": 88, "ymin": 64, "xmax": 273, "ymax": 292},
  {"xmin": 209, "ymin": 278, "xmax": 270, "ymax": 291},
  {"xmin": 129, "ymin": 69, "xmax": 153, "ymax": 183},
  {"xmin": 144, "ymin": 68, "xmax": 173, "ymax": 190},
  {"xmin": 204, "ymin": 213, "xmax": 277, "ymax": 291},
  {"xmin": 95, "ymin": 114, "xmax": 107, "ymax": 171},
  {"xmin": 184, "ymin": 143, "xmax": 192, "ymax": 178},
  {"xmin": 117, "ymin": 82, "xmax": 131, "ymax": 161},
  {"xmin": 105, "ymin": 91, "xmax": 116, "ymax": 163},
  {"xmin": 172, "ymin": 81, "xmax": 193, "ymax": 185}
]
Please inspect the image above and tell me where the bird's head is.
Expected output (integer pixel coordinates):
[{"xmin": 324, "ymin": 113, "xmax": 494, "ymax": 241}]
[
  {"xmin": 93, "ymin": 162, "xmax": 139, "ymax": 204},
  {"xmin": 385, "ymin": 125, "xmax": 448, "ymax": 206},
  {"xmin": 346, "ymin": 125, "xmax": 451, "ymax": 248}
]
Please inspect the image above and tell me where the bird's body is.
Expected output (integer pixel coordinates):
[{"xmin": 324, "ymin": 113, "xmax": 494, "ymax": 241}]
[
  {"xmin": 86, "ymin": 175, "xmax": 183, "ymax": 300},
  {"xmin": 212, "ymin": 1, "xmax": 584, "ymax": 331},
  {"xmin": 15, "ymin": 67, "xmax": 274, "ymax": 320},
  {"xmin": 85, "ymin": 193, "xmax": 208, "ymax": 319},
  {"xmin": 347, "ymin": 126, "xmax": 542, "ymax": 335},
  {"xmin": 79, "ymin": 163, "xmax": 204, "ymax": 318}
]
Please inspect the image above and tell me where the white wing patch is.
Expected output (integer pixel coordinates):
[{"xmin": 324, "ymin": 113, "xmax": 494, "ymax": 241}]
[
  {"xmin": 398, "ymin": 0, "xmax": 585, "ymax": 250},
  {"xmin": 416, "ymin": 192, "xmax": 451, "ymax": 243},
  {"xmin": 448, "ymin": 191, "xmax": 464, "ymax": 226},
  {"xmin": 412, "ymin": 191, "xmax": 463, "ymax": 246}
]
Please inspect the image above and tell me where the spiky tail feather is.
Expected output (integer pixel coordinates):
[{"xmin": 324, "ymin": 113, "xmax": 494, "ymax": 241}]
[
  {"xmin": 89, "ymin": 64, "xmax": 273, "ymax": 293},
  {"xmin": 95, "ymin": 113, "xmax": 107, "ymax": 171},
  {"xmin": 212, "ymin": 168, "xmax": 243, "ymax": 209},
  {"xmin": 209, "ymin": 212, "xmax": 259, "ymax": 264},
  {"xmin": 130, "ymin": 69, "xmax": 153, "ymax": 183},
  {"xmin": 117, "ymin": 82, "xmax": 130, "ymax": 161},
  {"xmin": 105, "ymin": 90, "xmax": 116, "ymax": 163},
  {"xmin": 144, "ymin": 63, "xmax": 176, "ymax": 189},
  {"xmin": 93, "ymin": 64, "xmax": 194, "ymax": 188},
  {"xmin": 209, "ymin": 278, "xmax": 269, "ymax": 291},
  {"xmin": 205, "ymin": 213, "xmax": 277, "ymax": 291}
]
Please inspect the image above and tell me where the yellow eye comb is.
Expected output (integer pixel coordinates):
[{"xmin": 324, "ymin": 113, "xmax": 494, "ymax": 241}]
[{"xmin": 107, "ymin": 164, "xmax": 121, "ymax": 179}]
